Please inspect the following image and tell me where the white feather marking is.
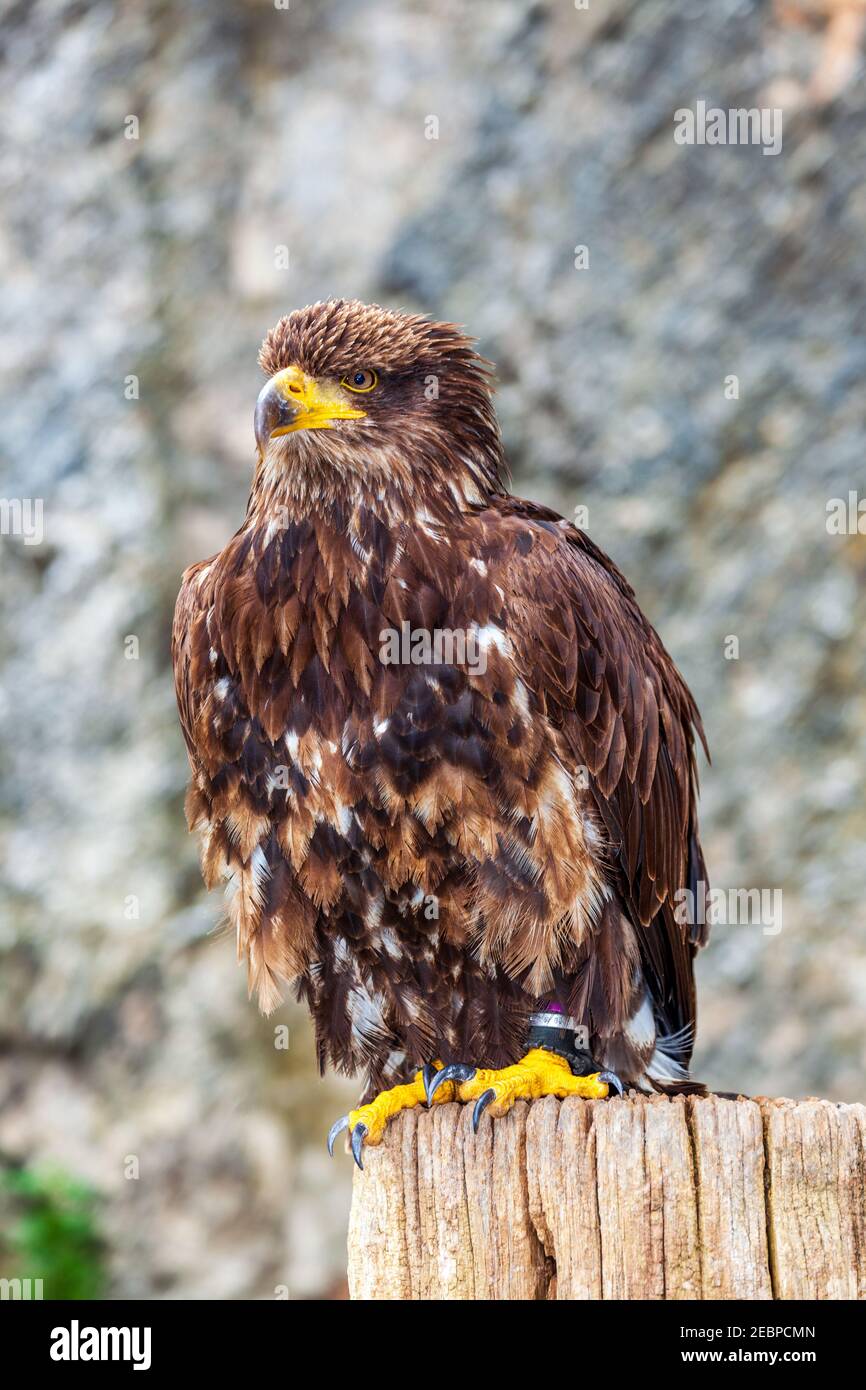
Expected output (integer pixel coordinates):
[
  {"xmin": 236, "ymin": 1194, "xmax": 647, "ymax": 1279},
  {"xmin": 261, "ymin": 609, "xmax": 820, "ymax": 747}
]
[
  {"xmin": 349, "ymin": 987, "xmax": 388, "ymax": 1047},
  {"xmin": 646, "ymin": 1048, "xmax": 689, "ymax": 1083},
  {"xmin": 474, "ymin": 623, "xmax": 510, "ymax": 654},
  {"xmin": 512, "ymin": 679, "xmax": 531, "ymax": 717},
  {"xmin": 625, "ymin": 992, "xmax": 656, "ymax": 1050},
  {"xmin": 250, "ymin": 845, "xmax": 270, "ymax": 895},
  {"xmin": 380, "ymin": 928, "xmax": 402, "ymax": 961}
]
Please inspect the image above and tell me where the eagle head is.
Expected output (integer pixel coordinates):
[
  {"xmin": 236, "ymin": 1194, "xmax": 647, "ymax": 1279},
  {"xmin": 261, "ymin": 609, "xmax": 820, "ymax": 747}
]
[{"xmin": 252, "ymin": 299, "xmax": 505, "ymax": 506}]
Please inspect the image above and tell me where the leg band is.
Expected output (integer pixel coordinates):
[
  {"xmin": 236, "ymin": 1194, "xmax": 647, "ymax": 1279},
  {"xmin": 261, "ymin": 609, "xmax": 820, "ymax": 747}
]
[{"xmin": 527, "ymin": 1011, "xmax": 592, "ymax": 1075}]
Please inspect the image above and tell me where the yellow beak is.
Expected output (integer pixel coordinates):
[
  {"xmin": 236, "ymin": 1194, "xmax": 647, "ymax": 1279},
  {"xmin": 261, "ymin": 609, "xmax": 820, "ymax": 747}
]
[{"xmin": 254, "ymin": 365, "xmax": 366, "ymax": 453}]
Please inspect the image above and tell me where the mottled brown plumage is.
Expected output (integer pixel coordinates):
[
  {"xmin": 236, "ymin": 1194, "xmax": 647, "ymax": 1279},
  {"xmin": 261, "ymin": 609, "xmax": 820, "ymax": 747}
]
[{"xmin": 173, "ymin": 299, "xmax": 709, "ymax": 1100}]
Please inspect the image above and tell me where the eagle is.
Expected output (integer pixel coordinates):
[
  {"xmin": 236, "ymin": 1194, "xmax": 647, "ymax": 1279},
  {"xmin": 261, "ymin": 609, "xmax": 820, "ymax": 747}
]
[{"xmin": 172, "ymin": 299, "xmax": 709, "ymax": 1167}]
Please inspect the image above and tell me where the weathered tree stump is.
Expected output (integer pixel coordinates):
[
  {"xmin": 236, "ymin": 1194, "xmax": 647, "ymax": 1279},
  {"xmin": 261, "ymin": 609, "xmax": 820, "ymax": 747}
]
[{"xmin": 347, "ymin": 1093, "xmax": 866, "ymax": 1300}]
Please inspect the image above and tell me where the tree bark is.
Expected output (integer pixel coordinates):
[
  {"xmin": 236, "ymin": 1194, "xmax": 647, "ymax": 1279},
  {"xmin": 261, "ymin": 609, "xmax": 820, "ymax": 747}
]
[{"xmin": 347, "ymin": 1093, "xmax": 866, "ymax": 1300}]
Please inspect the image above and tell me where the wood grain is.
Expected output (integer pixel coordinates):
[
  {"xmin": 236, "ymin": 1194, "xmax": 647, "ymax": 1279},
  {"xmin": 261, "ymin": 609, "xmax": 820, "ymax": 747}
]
[{"xmin": 346, "ymin": 1093, "xmax": 866, "ymax": 1300}]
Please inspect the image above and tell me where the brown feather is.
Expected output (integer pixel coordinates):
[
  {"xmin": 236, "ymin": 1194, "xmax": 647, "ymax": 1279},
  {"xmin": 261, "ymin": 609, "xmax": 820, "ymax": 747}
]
[{"xmin": 172, "ymin": 299, "xmax": 709, "ymax": 1094}]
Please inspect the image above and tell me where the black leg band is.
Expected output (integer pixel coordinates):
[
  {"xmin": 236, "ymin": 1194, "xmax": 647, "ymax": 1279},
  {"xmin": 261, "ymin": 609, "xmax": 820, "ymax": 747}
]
[{"xmin": 526, "ymin": 1022, "xmax": 597, "ymax": 1076}]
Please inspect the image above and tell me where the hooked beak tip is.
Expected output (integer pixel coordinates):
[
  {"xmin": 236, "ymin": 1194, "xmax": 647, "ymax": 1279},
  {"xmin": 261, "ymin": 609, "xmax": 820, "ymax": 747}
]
[{"xmin": 254, "ymin": 382, "xmax": 300, "ymax": 455}]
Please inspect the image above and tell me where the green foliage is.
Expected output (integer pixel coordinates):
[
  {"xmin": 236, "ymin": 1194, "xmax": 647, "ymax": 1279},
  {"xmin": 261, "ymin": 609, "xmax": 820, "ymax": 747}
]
[{"xmin": 0, "ymin": 1163, "xmax": 106, "ymax": 1300}]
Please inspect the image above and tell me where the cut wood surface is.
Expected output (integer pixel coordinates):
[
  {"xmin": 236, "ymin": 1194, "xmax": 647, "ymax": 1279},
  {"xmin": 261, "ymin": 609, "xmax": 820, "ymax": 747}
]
[{"xmin": 347, "ymin": 1093, "xmax": 866, "ymax": 1300}]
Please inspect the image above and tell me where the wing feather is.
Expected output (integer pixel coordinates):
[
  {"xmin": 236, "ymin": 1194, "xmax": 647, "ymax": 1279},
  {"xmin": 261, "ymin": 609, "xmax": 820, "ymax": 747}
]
[{"xmin": 483, "ymin": 497, "xmax": 709, "ymax": 1053}]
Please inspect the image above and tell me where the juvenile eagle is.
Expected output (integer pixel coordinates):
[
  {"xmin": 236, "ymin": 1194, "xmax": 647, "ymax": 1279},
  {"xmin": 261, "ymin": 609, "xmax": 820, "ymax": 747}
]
[{"xmin": 173, "ymin": 299, "xmax": 709, "ymax": 1165}]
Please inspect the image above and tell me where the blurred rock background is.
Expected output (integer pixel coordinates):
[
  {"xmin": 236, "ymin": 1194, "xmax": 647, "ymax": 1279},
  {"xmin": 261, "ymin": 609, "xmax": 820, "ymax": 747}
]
[{"xmin": 0, "ymin": 0, "xmax": 864, "ymax": 1298}]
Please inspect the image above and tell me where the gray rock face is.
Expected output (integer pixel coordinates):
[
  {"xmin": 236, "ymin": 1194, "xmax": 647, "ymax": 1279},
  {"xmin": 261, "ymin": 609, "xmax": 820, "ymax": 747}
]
[{"xmin": 1, "ymin": 0, "xmax": 864, "ymax": 1297}]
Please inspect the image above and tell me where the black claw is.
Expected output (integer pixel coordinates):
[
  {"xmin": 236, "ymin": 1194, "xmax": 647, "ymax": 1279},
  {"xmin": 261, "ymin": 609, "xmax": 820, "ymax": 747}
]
[
  {"xmin": 422, "ymin": 1064, "xmax": 437, "ymax": 1105},
  {"xmin": 351, "ymin": 1123, "xmax": 368, "ymax": 1170},
  {"xmin": 472, "ymin": 1089, "xmax": 495, "ymax": 1132},
  {"xmin": 327, "ymin": 1114, "xmax": 349, "ymax": 1157},
  {"xmin": 426, "ymin": 1062, "xmax": 477, "ymax": 1105},
  {"xmin": 598, "ymin": 1070, "xmax": 625, "ymax": 1098}
]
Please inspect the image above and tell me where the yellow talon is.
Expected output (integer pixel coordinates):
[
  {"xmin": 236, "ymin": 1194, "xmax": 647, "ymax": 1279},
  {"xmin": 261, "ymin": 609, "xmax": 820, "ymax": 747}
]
[
  {"xmin": 347, "ymin": 1071, "xmax": 425, "ymax": 1146},
  {"xmin": 338, "ymin": 1061, "xmax": 455, "ymax": 1162},
  {"xmin": 331, "ymin": 1049, "xmax": 617, "ymax": 1165},
  {"xmin": 453, "ymin": 1048, "xmax": 611, "ymax": 1120}
]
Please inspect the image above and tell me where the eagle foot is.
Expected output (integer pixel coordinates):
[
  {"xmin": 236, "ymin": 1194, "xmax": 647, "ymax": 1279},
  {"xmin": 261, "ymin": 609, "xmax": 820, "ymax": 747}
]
[
  {"xmin": 426, "ymin": 1047, "xmax": 623, "ymax": 1130},
  {"xmin": 327, "ymin": 1061, "xmax": 455, "ymax": 1169}
]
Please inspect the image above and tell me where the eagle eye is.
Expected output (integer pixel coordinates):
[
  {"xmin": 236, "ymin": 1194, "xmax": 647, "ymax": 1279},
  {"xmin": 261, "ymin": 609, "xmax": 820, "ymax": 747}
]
[{"xmin": 341, "ymin": 369, "xmax": 378, "ymax": 393}]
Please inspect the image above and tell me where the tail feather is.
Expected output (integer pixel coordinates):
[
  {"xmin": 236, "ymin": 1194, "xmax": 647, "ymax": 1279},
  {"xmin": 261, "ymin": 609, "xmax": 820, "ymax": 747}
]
[{"xmin": 644, "ymin": 1025, "xmax": 705, "ymax": 1095}]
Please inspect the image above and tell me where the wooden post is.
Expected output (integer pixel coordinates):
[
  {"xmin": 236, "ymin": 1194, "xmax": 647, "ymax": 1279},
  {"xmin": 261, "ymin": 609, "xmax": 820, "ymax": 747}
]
[{"xmin": 347, "ymin": 1093, "xmax": 866, "ymax": 1300}]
